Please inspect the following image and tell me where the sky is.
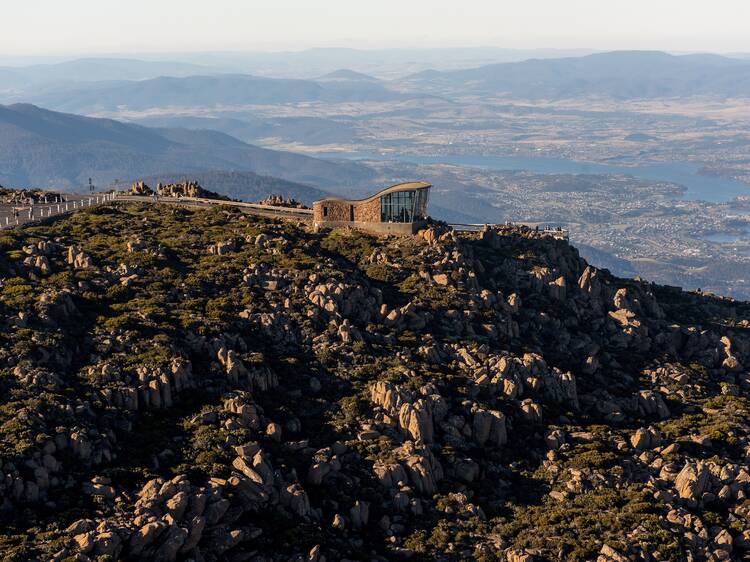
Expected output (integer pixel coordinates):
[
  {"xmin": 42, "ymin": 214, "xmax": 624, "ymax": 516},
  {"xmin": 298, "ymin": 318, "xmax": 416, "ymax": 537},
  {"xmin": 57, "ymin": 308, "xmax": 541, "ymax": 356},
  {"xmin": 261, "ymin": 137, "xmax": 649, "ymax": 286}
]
[{"xmin": 2, "ymin": 0, "xmax": 750, "ymax": 56}]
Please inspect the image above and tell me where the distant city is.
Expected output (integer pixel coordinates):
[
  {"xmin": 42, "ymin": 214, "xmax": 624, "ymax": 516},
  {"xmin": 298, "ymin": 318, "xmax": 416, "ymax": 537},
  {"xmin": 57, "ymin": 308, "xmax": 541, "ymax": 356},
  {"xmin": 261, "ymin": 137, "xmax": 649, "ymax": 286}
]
[
  {"xmin": 1, "ymin": 48, "xmax": 749, "ymax": 297},
  {"xmin": 3, "ymin": 5, "xmax": 750, "ymax": 557}
]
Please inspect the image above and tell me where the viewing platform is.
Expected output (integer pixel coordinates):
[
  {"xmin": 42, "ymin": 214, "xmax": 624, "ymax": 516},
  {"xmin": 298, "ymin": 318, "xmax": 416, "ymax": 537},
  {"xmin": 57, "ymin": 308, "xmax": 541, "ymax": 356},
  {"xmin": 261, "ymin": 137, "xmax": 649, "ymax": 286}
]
[
  {"xmin": 0, "ymin": 193, "xmax": 116, "ymax": 230},
  {"xmin": 313, "ymin": 181, "xmax": 431, "ymax": 235},
  {"xmin": 451, "ymin": 222, "xmax": 570, "ymax": 241}
]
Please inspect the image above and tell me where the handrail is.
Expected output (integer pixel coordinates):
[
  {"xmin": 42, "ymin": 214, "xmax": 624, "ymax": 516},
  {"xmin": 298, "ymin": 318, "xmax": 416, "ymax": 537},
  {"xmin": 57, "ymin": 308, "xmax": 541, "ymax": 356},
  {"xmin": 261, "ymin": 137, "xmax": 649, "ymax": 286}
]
[
  {"xmin": 114, "ymin": 195, "xmax": 314, "ymax": 217},
  {"xmin": 450, "ymin": 222, "xmax": 570, "ymax": 239},
  {"xmin": 0, "ymin": 192, "xmax": 117, "ymax": 230},
  {"xmin": 184, "ymin": 197, "xmax": 313, "ymax": 214}
]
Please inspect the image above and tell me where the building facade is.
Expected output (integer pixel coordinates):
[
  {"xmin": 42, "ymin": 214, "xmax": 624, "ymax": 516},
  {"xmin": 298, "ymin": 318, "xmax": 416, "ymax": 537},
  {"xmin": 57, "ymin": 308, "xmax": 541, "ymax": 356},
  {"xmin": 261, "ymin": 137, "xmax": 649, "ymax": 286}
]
[{"xmin": 313, "ymin": 182, "xmax": 431, "ymax": 235}]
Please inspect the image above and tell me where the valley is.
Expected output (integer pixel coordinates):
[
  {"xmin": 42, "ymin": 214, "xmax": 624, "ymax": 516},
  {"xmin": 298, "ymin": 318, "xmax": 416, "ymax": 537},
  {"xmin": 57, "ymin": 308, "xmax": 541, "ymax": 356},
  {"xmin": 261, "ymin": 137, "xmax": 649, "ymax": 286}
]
[
  {"xmin": 141, "ymin": 88, "xmax": 746, "ymax": 299},
  {"xmin": 2, "ymin": 30, "xmax": 750, "ymax": 561},
  {"xmin": 1, "ymin": 51, "xmax": 749, "ymax": 299}
]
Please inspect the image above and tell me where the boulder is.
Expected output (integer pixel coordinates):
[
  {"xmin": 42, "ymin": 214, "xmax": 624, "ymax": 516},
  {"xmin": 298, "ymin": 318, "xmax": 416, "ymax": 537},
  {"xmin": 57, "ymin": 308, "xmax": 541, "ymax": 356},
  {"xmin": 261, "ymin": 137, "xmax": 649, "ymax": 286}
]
[{"xmin": 675, "ymin": 462, "xmax": 710, "ymax": 501}]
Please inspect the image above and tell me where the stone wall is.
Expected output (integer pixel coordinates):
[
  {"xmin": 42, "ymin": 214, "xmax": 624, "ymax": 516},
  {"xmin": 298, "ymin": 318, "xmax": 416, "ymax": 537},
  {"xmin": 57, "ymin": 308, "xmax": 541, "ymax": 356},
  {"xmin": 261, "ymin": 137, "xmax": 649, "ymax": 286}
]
[
  {"xmin": 314, "ymin": 200, "xmax": 354, "ymax": 223},
  {"xmin": 314, "ymin": 220, "xmax": 426, "ymax": 236},
  {"xmin": 314, "ymin": 198, "xmax": 382, "ymax": 223},
  {"xmin": 354, "ymin": 198, "xmax": 380, "ymax": 222},
  {"xmin": 313, "ymin": 191, "xmax": 426, "ymax": 236}
]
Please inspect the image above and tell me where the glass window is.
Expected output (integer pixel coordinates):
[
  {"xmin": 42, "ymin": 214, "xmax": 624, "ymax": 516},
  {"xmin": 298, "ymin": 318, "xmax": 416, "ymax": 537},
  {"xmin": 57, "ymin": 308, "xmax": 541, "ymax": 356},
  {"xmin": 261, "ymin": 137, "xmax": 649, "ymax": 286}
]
[{"xmin": 380, "ymin": 188, "xmax": 428, "ymax": 223}]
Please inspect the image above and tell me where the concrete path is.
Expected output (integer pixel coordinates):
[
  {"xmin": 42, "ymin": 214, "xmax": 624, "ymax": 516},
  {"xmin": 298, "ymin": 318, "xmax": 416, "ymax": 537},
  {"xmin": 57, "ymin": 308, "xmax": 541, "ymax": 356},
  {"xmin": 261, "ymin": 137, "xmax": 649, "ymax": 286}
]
[
  {"xmin": 115, "ymin": 195, "xmax": 314, "ymax": 222},
  {"xmin": 0, "ymin": 193, "xmax": 117, "ymax": 230}
]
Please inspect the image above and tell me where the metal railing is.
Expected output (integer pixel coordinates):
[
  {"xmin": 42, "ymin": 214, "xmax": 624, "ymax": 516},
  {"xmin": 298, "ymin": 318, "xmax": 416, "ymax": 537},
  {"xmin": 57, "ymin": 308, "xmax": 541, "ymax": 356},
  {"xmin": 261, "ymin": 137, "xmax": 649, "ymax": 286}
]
[
  {"xmin": 115, "ymin": 194, "xmax": 314, "ymax": 219},
  {"xmin": 0, "ymin": 192, "xmax": 117, "ymax": 229},
  {"xmin": 450, "ymin": 222, "xmax": 570, "ymax": 240}
]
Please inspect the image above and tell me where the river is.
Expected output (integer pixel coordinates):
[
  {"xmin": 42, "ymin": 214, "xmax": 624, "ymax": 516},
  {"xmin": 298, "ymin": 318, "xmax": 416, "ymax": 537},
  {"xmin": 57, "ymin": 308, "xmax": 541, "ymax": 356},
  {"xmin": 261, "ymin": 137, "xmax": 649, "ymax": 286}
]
[{"xmin": 319, "ymin": 152, "xmax": 750, "ymax": 204}]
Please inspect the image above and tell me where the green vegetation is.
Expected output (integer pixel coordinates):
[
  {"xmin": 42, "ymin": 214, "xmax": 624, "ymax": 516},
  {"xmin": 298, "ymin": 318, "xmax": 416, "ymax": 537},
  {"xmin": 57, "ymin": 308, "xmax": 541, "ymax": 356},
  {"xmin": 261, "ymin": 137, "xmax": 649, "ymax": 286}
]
[{"xmin": 0, "ymin": 202, "xmax": 748, "ymax": 561}]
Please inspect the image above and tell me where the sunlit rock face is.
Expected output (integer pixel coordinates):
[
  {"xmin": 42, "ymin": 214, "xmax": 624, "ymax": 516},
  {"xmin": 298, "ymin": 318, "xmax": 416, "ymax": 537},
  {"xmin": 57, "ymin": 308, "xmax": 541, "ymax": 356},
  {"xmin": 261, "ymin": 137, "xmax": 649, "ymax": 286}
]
[{"xmin": 0, "ymin": 203, "xmax": 748, "ymax": 561}]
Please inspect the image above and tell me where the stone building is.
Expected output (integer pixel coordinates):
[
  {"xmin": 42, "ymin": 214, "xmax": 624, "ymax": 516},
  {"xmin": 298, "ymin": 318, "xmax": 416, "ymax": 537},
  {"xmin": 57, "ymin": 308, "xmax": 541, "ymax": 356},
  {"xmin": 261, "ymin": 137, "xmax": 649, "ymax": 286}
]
[{"xmin": 313, "ymin": 182, "xmax": 431, "ymax": 235}]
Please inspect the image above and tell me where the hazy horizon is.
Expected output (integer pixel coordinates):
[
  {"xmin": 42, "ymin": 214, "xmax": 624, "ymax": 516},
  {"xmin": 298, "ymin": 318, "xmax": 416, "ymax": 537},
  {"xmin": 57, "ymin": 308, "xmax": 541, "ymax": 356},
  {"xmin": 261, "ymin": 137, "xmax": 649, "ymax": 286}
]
[{"xmin": 2, "ymin": 0, "xmax": 750, "ymax": 57}]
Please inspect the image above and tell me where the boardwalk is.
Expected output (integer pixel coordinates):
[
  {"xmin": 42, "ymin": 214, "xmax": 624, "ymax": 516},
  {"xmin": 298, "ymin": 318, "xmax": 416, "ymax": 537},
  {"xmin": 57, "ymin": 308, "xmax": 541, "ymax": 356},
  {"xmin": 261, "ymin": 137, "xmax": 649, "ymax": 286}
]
[
  {"xmin": 115, "ymin": 195, "xmax": 314, "ymax": 222},
  {"xmin": 0, "ymin": 193, "xmax": 116, "ymax": 230},
  {"xmin": 2, "ymin": 192, "xmax": 569, "ymax": 242},
  {"xmin": 450, "ymin": 222, "xmax": 570, "ymax": 240},
  {"xmin": 0, "ymin": 193, "xmax": 312, "ymax": 231}
]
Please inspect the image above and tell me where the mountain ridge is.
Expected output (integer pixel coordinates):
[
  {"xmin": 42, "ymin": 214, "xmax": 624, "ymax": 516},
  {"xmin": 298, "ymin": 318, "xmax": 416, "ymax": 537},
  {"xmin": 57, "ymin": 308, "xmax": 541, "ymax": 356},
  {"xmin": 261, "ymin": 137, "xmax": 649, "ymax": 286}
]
[
  {"xmin": 0, "ymin": 203, "xmax": 748, "ymax": 560},
  {"xmin": 0, "ymin": 103, "xmax": 375, "ymax": 192},
  {"xmin": 403, "ymin": 50, "xmax": 750, "ymax": 99},
  {"xmin": 16, "ymin": 73, "xmax": 412, "ymax": 114}
]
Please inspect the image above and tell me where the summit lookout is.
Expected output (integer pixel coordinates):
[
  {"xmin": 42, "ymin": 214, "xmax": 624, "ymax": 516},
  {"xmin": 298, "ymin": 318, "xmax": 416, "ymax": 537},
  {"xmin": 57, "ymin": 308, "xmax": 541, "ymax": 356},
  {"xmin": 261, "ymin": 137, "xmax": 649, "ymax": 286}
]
[{"xmin": 313, "ymin": 181, "xmax": 431, "ymax": 235}]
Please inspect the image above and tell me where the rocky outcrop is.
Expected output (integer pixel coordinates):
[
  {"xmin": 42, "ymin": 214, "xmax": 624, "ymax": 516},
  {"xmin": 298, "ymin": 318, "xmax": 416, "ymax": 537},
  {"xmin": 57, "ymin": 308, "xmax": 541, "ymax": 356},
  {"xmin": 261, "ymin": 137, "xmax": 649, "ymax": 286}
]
[
  {"xmin": 370, "ymin": 381, "xmax": 447, "ymax": 444},
  {"xmin": 2, "ymin": 199, "xmax": 750, "ymax": 562},
  {"xmin": 674, "ymin": 462, "xmax": 711, "ymax": 501},
  {"xmin": 377, "ymin": 441, "xmax": 444, "ymax": 496},
  {"xmin": 217, "ymin": 347, "xmax": 278, "ymax": 390}
]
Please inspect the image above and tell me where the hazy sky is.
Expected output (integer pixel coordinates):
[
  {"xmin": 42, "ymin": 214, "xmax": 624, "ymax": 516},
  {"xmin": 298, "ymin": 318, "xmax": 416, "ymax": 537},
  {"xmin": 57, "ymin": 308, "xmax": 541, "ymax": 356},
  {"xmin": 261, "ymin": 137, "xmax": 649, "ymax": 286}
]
[{"xmin": 3, "ymin": 0, "xmax": 750, "ymax": 55}]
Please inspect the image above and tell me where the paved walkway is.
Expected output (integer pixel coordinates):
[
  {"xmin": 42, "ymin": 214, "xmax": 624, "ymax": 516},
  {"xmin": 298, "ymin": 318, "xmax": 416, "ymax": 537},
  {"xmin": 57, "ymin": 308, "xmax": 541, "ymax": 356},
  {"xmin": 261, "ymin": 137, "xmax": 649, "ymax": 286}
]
[
  {"xmin": 115, "ymin": 195, "xmax": 314, "ymax": 222},
  {"xmin": 0, "ymin": 193, "xmax": 117, "ymax": 230},
  {"xmin": 0, "ymin": 193, "xmax": 314, "ymax": 231}
]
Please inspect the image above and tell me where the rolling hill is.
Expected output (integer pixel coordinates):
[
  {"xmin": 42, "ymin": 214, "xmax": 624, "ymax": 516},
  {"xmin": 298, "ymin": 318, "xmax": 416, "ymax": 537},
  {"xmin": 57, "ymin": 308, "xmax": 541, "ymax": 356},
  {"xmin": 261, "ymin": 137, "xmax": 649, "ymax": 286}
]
[
  {"xmin": 316, "ymin": 68, "xmax": 380, "ymax": 82},
  {"xmin": 131, "ymin": 114, "xmax": 361, "ymax": 146},
  {"xmin": 0, "ymin": 58, "xmax": 217, "ymax": 96},
  {"xmin": 404, "ymin": 50, "xmax": 750, "ymax": 99},
  {"xmin": 22, "ymin": 73, "xmax": 411, "ymax": 114},
  {"xmin": 0, "ymin": 103, "xmax": 375, "ymax": 191}
]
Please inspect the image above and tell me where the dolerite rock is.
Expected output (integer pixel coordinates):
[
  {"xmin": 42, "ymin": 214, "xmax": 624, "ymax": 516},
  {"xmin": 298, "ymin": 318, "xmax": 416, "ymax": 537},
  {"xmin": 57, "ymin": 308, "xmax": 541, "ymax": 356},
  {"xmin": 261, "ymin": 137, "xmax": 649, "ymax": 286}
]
[
  {"xmin": 154, "ymin": 525, "xmax": 188, "ymax": 561},
  {"xmin": 598, "ymin": 544, "xmax": 629, "ymax": 562},
  {"xmin": 675, "ymin": 462, "xmax": 711, "ymax": 501},
  {"xmin": 282, "ymin": 483, "xmax": 311, "ymax": 517},
  {"xmin": 630, "ymin": 426, "xmax": 661, "ymax": 450},
  {"xmin": 129, "ymin": 521, "xmax": 167, "ymax": 555},
  {"xmin": 4, "ymin": 201, "xmax": 750, "ymax": 561},
  {"xmin": 520, "ymin": 399, "xmax": 543, "ymax": 422},
  {"xmin": 398, "ymin": 400, "xmax": 435, "ymax": 443},
  {"xmin": 394, "ymin": 442, "xmax": 444, "ymax": 495},
  {"xmin": 370, "ymin": 381, "xmax": 444, "ymax": 443},
  {"xmin": 471, "ymin": 406, "xmax": 507, "ymax": 447},
  {"xmin": 373, "ymin": 460, "xmax": 409, "ymax": 489},
  {"xmin": 208, "ymin": 239, "xmax": 237, "ymax": 255}
]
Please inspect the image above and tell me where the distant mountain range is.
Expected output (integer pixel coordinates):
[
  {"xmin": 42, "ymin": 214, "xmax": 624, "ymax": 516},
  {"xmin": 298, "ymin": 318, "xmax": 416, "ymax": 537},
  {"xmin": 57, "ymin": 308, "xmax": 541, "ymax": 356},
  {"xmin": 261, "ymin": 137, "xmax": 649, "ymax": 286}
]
[
  {"xmin": 403, "ymin": 50, "xmax": 750, "ymax": 99},
  {"xmin": 316, "ymin": 69, "xmax": 380, "ymax": 82},
  {"xmin": 11, "ymin": 73, "xmax": 413, "ymax": 114},
  {"xmin": 4, "ymin": 50, "xmax": 750, "ymax": 117},
  {"xmin": 0, "ymin": 58, "xmax": 217, "ymax": 95},
  {"xmin": 131, "ymin": 114, "xmax": 360, "ymax": 146},
  {"xmin": 0, "ymin": 103, "xmax": 492, "ymax": 222},
  {"xmin": 111, "ymin": 47, "xmax": 600, "ymax": 79},
  {"xmin": 0, "ymin": 104, "xmax": 374, "ymax": 191}
]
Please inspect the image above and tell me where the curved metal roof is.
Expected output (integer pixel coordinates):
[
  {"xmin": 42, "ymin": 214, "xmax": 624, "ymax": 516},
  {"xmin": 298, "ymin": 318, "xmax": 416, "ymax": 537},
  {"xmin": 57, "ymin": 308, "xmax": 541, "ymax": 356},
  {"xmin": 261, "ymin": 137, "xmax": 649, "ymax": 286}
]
[{"xmin": 314, "ymin": 181, "xmax": 431, "ymax": 205}]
